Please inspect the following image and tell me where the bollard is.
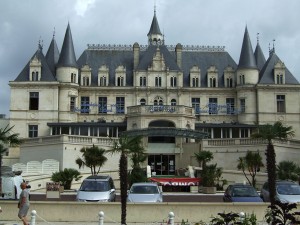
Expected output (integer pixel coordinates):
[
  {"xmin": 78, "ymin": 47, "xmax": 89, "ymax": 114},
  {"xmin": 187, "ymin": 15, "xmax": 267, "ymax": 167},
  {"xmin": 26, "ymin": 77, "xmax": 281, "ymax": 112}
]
[
  {"xmin": 99, "ymin": 211, "xmax": 104, "ymax": 225},
  {"xmin": 30, "ymin": 210, "xmax": 37, "ymax": 225},
  {"xmin": 168, "ymin": 212, "xmax": 175, "ymax": 225},
  {"xmin": 239, "ymin": 211, "xmax": 245, "ymax": 222}
]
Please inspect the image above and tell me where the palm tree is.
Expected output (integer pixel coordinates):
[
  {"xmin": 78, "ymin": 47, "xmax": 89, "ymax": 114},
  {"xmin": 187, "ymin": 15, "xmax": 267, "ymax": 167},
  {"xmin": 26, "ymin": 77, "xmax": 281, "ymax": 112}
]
[
  {"xmin": 277, "ymin": 161, "xmax": 300, "ymax": 182},
  {"xmin": 109, "ymin": 135, "xmax": 144, "ymax": 225},
  {"xmin": 75, "ymin": 145, "xmax": 108, "ymax": 175},
  {"xmin": 251, "ymin": 121, "xmax": 294, "ymax": 205},
  {"xmin": 237, "ymin": 151, "xmax": 264, "ymax": 188},
  {"xmin": 194, "ymin": 150, "xmax": 213, "ymax": 170},
  {"xmin": 0, "ymin": 125, "xmax": 22, "ymax": 195}
]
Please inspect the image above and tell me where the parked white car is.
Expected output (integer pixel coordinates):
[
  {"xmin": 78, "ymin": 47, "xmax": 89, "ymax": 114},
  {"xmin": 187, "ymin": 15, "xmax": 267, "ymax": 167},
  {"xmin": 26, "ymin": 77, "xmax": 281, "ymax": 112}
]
[
  {"xmin": 260, "ymin": 180, "xmax": 300, "ymax": 203},
  {"xmin": 127, "ymin": 182, "xmax": 163, "ymax": 203}
]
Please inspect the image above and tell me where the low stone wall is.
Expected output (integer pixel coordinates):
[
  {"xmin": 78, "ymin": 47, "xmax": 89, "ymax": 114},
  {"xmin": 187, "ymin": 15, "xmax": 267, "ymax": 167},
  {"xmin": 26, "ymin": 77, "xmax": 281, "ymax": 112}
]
[{"xmin": 1, "ymin": 201, "xmax": 270, "ymax": 223}]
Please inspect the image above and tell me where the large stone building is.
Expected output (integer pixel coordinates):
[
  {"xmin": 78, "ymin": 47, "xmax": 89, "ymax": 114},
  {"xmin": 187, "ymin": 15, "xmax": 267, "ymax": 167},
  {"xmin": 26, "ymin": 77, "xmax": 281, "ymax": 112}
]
[{"xmin": 8, "ymin": 11, "xmax": 300, "ymax": 175}]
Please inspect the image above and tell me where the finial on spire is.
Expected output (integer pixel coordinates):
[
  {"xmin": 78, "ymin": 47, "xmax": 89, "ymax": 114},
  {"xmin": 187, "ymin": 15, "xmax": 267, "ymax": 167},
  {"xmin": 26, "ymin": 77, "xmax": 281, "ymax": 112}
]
[
  {"xmin": 272, "ymin": 39, "xmax": 276, "ymax": 52},
  {"xmin": 53, "ymin": 27, "xmax": 56, "ymax": 39},
  {"xmin": 38, "ymin": 36, "xmax": 43, "ymax": 51},
  {"xmin": 154, "ymin": 0, "xmax": 156, "ymax": 14},
  {"xmin": 257, "ymin": 32, "xmax": 260, "ymax": 44}
]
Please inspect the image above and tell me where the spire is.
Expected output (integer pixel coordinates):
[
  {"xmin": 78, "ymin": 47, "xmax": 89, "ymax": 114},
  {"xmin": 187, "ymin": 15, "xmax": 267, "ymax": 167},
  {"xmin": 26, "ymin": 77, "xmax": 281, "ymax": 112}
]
[
  {"xmin": 46, "ymin": 29, "xmax": 60, "ymax": 75},
  {"xmin": 238, "ymin": 26, "xmax": 257, "ymax": 69},
  {"xmin": 254, "ymin": 32, "xmax": 266, "ymax": 71},
  {"xmin": 147, "ymin": 7, "xmax": 164, "ymax": 45},
  {"xmin": 57, "ymin": 23, "xmax": 78, "ymax": 68}
]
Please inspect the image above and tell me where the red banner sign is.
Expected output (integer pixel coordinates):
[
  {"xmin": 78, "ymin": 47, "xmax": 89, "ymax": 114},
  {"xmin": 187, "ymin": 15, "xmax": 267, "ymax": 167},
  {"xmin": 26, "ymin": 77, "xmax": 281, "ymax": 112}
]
[{"xmin": 149, "ymin": 177, "xmax": 200, "ymax": 186}]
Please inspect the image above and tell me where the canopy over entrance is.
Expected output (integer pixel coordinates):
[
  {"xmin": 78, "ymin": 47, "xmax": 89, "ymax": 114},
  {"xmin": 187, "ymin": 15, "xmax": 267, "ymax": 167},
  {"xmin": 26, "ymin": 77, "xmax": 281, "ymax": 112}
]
[{"xmin": 121, "ymin": 127, "xmax": 210, "ymax": 139}]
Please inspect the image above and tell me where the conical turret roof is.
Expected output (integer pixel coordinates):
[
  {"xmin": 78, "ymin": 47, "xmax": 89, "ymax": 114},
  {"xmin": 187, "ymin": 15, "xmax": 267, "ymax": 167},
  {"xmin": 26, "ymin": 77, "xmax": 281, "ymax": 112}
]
[
  {"xmin": 147, "ymin": 11, "xmax": 162, "ymax": 36},
  {"xmin": 254, "ymin": 41, "xmax": 266, "ymax": 71},
  {"xmin": 238, "ymin": 27, "xmax": 257, "ymax": 69},
  {"xmin": 46, "ymin": 35, "xmax": 60, "ymax": 75},
  {"xmin": 57, "ymin": 23, "xmax": 78, "ymax": 68}
]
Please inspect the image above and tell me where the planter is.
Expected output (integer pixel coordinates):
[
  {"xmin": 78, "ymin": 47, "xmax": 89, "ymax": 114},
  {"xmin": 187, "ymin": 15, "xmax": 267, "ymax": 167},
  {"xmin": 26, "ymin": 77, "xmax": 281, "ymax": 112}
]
[
  {"xmin": 190, "ymin": 186, "xmax": 199, "ymax": 193},
  {"xmin": 202, "ymin": 186, "xmax": 217, "ymax": 194}
]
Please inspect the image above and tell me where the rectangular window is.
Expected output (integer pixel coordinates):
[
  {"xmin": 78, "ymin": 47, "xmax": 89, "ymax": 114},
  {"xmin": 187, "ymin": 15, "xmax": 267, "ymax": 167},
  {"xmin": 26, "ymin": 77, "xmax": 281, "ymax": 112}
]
[
  {"xmin": 209, "ymin": 98, "xmax": 218, "ymax": 114},
  {"xmin": 98, "ymin": 97, "xmax": 107, "ymax": 114},
  {"xmin": 155, "ymin": 77, "xmax": 162, "ymax": 87},
  {"xmin": 70, "ymin": 97, "xmax": 76, "ymax": 112},
  {"xmin": 277, "ymin": 95, "xmax": 285, "ymax": 113},
  {"xmin": 28, "ymin": 125, "xmax": 38, "ymax": 138},
  {"xmin": 240, "ymin": 99, "xmax": 245, "ymax": 113},
  {"xmin": 140, "ymin": 77, "xmax": 146, "ymax": 86},
  {"xmin": 81, "ymin": 96, "xmax": 90, "ymax": 114},
  {"xmin": 192, "ymin": 98, "xmax": 200, "ymax": 114},
  {"xmin": 241, "ymin": 128, "xmax": 249, "ymax": 138},
  {"xmin": 116, "ymin": 97, "xmax": 125, "ymax": 114},
  {"xmin": 29, "ymin": 92, "xmax": 39, "ymax": 110},
  {"xmin": 226, "ymin": 98, "xmax": 235, "ymax": 115}
]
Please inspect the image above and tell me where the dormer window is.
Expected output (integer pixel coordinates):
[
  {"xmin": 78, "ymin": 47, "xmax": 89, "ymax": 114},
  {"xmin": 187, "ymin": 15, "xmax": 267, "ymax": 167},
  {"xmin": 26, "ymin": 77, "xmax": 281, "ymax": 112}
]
[
  {"xmin": 276, "ymin": 74, "xmax": 284, "ymax": 84},
  {"xmin": 207, "ymin": 66, "xmax": 218, "ymax": 87},
  {"xmin": 82, "ymin": 76, "xmax": 90, "ymax": 86},
  {"xmin": 100, "ymin": 76, "xmax": 107, "ymax": 86},
  {"xmin": 31, "ymin": 72, "xmax": 39, "ymax": 81},
  {"xmin": 274, "ymin": 61, "xmax": 286, "ymax": 84},
  {"xmin": 98, "ymin": 65, "xmax": 109, "ymax": 86},
  {"xmin": 29, "ymin": 56, "xmax": 41, "ymax": 81},
  {"xmin": 117, "ymin": 76, "xmax": 124, "ymax": 86},
  {"xmin": 115, "ymin": 65, "xmax": 126, "ymax": 86},
  {"xmin": 155, "ymin": 76, "xmax": 162, "ymax": 87},
  {"xmin": 192, "ymin": 77, "xmax": 199, "ymax": 87},
  {"xmin": 209, "ymin": 77, "xmax": 217, "ymax": 87},
  {"xmin": 140, "ymin": 76, "xmax": 146, "ymax": 87},
  {"xmin": 224, "ymin": 66, "xmax": 235, "ymax": 87},
  {"xmin": 170, "ymin": 76, "xmax": 177, "ymax": 87}
]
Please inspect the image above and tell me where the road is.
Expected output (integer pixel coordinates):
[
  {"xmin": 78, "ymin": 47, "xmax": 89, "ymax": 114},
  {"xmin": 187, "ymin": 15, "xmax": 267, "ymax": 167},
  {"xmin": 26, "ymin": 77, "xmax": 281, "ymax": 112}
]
[{"xmin": 29, "ymin": 192, "xmax": 224, "ymax": 202}]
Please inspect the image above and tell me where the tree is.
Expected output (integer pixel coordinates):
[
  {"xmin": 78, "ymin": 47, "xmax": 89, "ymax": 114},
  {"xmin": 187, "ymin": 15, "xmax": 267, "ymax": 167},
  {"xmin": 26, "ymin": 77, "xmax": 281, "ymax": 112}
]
[
  {"xmin": 75, "ymin": 145, "xmax": 108, "ymax": 175},
  {"xmin": 251, "ymin": 121, "xmax": 294, "ymax": 205},
  {"xmin": 237, "ymin": 151, "xmax": 264, "ymax": 188},
  {"xmin": 0, "ymin": 125, "xmax": 22, "ymax": 195},
  {"xmin": 109, "ymin": 135, "xmax": 144, "ymax": 225},
  {"xmin": 51, "ymin": 168, "xmax": 82, "ymax": 190},
  {"xmin": 276, "ymin": 161, "xmax": 300, "ymax": 182},
  {"xmin": 128, "ymin": 142, "xmax": 147, "ymax": 186}
]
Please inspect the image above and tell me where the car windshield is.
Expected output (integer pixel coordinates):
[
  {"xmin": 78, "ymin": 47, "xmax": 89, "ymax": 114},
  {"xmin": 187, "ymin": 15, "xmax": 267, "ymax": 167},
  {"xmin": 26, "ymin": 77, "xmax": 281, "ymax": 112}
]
[
  {"xmin": 277, "ymin": 184, "xmax": 300, "ymax": 195},
  {"xmin": 80, "ymin": 181, "xmax": 110, "ymax": 192},
  {"xmin": 130, "ymin": 185, "xmax": 159, "ymax": 194},
  {"xmin": 232, "ymin": 186, "xmax": 259, "ymax": 197}
]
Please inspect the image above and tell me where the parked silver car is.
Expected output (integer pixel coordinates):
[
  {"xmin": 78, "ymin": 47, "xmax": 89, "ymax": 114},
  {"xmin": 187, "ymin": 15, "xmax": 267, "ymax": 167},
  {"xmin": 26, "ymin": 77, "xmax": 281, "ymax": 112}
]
[
  {"xmin": 76, "ymin": 175, "xmax": 116, "ymax": 202},
  {"xmin": 260, "ymin": 180, "xmax": 300, "ymax": 203},
  {"xmin": 127, "ymin": 182, "xmax": 163, "ymax": 202}
]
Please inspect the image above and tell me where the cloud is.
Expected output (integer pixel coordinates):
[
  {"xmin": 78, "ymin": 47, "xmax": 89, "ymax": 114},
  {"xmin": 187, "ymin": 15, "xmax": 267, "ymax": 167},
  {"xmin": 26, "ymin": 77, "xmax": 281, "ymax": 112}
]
[{"xmin": 74, "ymin": 0, "xmax": 96, "ymax": 17}]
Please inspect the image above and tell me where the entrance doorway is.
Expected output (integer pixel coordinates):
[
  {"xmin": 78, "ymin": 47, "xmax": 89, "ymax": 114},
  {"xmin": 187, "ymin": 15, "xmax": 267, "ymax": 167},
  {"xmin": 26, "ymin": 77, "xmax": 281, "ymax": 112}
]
[{"xmin": 148, "ymin": 154, "xmax": 175, "ymax": 176}]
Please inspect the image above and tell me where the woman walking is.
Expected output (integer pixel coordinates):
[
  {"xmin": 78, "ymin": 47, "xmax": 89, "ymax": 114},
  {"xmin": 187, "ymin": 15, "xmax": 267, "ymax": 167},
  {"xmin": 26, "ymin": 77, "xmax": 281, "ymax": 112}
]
[{"xmin": 18, "ymin": 182, "xmax": 30, "ymax": 225}]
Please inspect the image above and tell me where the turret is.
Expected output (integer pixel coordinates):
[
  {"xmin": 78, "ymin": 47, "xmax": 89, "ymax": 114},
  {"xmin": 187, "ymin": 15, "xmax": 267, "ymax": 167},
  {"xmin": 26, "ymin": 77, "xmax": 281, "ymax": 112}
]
[
  {"xmin": 46, "ymin": 31, "xmax": 60, "ymax": 76},
  {"xmin": 56, "ymin": 23, "xmax": 78, "ymax": 83},
  {"xmin": 237, "ymin": 27, "xmax": 259, "ymax": 85},
  {"xmin": 147, "ymin": 9, "xmax": 164, "ymax": 46}
]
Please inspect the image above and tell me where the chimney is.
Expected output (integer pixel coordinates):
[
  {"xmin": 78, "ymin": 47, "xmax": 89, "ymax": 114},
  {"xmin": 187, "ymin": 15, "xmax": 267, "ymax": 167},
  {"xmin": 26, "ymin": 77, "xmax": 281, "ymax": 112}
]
[
  {"xmin": 175, "ymin": 43, "xmax": 182, "ymax": 69},
  {"xmin": 133, "ymin": 42, "xmax": 140, "ymax": 70}
]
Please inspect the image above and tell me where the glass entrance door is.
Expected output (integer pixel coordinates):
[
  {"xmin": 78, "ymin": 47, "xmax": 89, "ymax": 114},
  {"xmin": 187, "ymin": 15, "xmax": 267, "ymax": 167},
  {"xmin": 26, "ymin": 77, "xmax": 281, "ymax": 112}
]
[{"xmin": 148, "ymin": 154, "xmax": 175, "ymax": 176}]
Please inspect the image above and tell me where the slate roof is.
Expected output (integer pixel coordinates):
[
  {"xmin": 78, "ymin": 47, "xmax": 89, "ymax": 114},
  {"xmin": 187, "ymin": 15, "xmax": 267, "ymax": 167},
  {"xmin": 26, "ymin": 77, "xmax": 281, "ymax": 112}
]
[
  {"xmin": 77, "ymin": 45, "xmax": 237, "ymax": 88},
  {"xmin": 14, "ymin": 47, "xmax": 56, "ymax": 82},
  {"xmin": 258, "ymin": 52, "xmax": 299, "ymax": 84},
  {"xmin": 254, "ymin": 42, "xmax": 266, "ymax": 71},
  {"xmin": 57, "ymin": 23, "xmax": 78, "ymax": 68},
  {"xmin": 46, "ymin": 37, "xmax": 60, "ymax": 76},
  {"xmin": 147, "ymin": 11, "xmax": 162, "ymax": 36},
  {"xmin": 238, "ymin": 27, "xmax": 257, "ymax": 70}
]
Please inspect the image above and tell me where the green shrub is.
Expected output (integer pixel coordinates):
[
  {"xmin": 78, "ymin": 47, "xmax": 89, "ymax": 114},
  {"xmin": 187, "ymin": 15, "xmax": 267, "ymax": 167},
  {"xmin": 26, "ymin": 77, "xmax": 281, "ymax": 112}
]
[{"xmin": 51, "ymin": 168, "xmax": 82, "ymax": 190}]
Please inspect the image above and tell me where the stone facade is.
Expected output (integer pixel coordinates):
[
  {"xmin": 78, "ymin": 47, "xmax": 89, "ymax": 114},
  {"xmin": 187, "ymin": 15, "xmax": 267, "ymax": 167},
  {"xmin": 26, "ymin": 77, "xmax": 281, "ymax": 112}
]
[{"xmin": 7, "ymin": 11, "xmax": 300, "ymax": 173}]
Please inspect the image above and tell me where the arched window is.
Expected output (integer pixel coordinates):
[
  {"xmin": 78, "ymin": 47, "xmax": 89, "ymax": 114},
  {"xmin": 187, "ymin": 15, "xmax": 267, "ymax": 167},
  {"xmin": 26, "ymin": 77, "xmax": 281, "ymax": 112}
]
[
  {"xmin": 140, "ymin": 98, "xmax": 146, "ymax": 105},
  {"xmin": 171, "ymin": 99, "xmax": 176, "ymax": 106},
  {"xmin": 32, "ymin": 72, "xmax": 38, "ymax": 81}
]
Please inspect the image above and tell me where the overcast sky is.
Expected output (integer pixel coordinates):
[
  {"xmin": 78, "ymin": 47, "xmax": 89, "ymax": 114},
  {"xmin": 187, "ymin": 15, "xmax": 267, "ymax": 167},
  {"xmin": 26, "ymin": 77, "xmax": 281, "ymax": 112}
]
[{"xmin": 1, "ymin": 0, "xmax": 300, "ymax": 117}]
